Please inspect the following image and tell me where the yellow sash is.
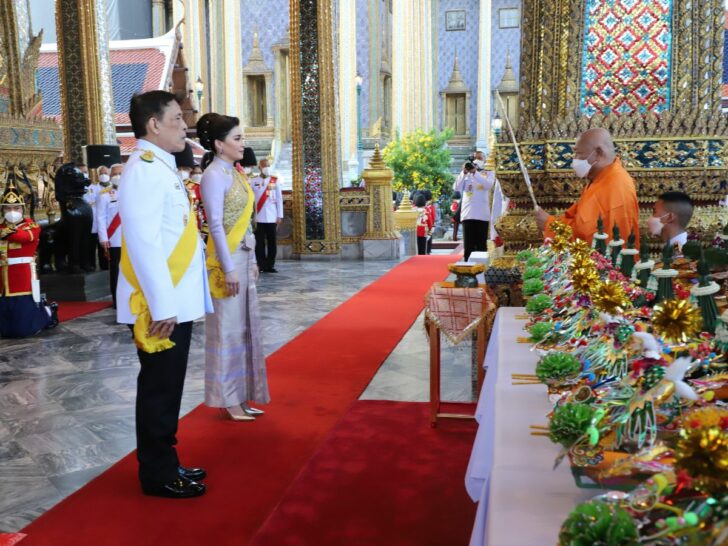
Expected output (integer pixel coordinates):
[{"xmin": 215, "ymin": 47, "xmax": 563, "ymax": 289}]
[
  {"xmin": 120, "ymin": 205, "xmax": 199, "ymax": 353},
  {"xmin": 206, "ymin": 170, "xmax": 255, "ymax": 299}
]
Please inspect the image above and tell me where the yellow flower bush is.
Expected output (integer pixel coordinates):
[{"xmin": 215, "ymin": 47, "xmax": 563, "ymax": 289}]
[{"xmin": 382, "ymin": 128, "xmax": 454, "ymax": 198}]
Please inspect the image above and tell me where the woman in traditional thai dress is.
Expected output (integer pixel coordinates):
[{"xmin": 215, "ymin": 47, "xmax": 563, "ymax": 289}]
[{"xmin": 198, "ymin": 113, "xmax": 270, "ymax": 421}]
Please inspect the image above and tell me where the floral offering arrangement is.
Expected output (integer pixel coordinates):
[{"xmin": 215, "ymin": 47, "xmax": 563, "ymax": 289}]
[{"xmin": 515, "ymin": 221, "xmax": 728, "ymax": 546}]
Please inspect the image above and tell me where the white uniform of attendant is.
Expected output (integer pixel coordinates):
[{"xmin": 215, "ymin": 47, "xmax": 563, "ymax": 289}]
[
  {"xmin": 453, "ymin": 170, "xmax": 496, "ymax": 261},
  {"xmin": 453, "ymin": 170, "xmax": 495, "ymax": 222},
  {"xmin": 97, "ymin": 186, "xmax": 122, "ymax": 308},
  {"xmin": 83, "ymin": 182, "xmax": 101, "ymax": 234},
  {"xmin": 116, "ymin": 139, "xmax": 212, "ymax": 325},
  {"xmin": 251, "ymin": 174, "xmax": 283, "ymax": 272},
  {"xmin": 251, "ymin": 175, "xmax": 284, "ymax": 223},
  {"xmin": 97, "ymin": 187, "xmax": 121, "ymax": 248}
]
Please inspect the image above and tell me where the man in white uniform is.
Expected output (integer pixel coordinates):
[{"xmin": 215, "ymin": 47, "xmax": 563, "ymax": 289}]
[
  {"xmin": 97, "ymin": 170, "xmax": 122, "ymax": 308},
  {"xmin": 118, "ymin": 90, "xmax": 213, "ymax": 498},
  {"xmin": 453, "ymin": 160, "xmax": 495, "ymax": 261},
  {"xmin": 251, "ymin": 158, "xmax": 284, "ymax": 273}
]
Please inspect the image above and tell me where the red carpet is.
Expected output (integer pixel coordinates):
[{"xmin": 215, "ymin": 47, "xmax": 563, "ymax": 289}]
[
  {"xmin": 22, "ymin": 255, "xmax": 456, "ymax": 546},
  {"xmin": 57, "ymin": 301, "xmax": 112, "ymax": 322},
  {"xmin": 249, "ymin": 400, "xmax": 477, "ymax": 546}
]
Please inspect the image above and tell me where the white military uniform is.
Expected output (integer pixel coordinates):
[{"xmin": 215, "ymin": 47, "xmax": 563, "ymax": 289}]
[
  {"xmin": 97, "ymin": 187, "xmax": 122, "ymax": 248},
  {"xmin": 251, "ymin": 175, "xmax": 284, "ymax": 223},
  {"xmin": 116, "ymin": 139, "xmax": 212, "ymax": 324},
  {"xmin": 83, "ymin": 182, "xmax": 101, "ymax": 234},
  {"xmin": 453, "ymin": 170, "xmax": 495, "ymax": 222}
]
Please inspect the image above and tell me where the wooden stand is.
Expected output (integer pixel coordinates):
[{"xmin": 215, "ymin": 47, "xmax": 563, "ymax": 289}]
[{"xmin": 429, "ymin": 318, "xmax": 487, "ymax": 427}]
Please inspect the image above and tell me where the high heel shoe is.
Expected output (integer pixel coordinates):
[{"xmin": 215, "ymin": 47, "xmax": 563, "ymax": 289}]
[
  {"xmin": 219, "ymin": 407, "xmax": 255, "ymax": 421},
  {"xmin": 242, "ymin": 403, "xmax": 265, "ymax": 416}
]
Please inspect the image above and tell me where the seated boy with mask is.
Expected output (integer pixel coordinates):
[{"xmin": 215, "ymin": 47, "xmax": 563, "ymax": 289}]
[{"xmin": 647, "ymin": 191, "xmax": 693, "ymax": 252}]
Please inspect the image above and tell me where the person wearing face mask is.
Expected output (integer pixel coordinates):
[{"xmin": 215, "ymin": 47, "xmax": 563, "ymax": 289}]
[
  {"xmin": 110, "ymin": 163, "xmax": 123, "ymax": 186},
  {"xmin": 97, "ymin": 170, "xmax": 122, "ymax": 308},
  {"xmin": 535, "ymin": 128, "xmax": 640, "ymax": 247},
  {"xmin": 174, "ymin": 144, "xmax": 206, "ymax": 233},
  {"xmin": 648, "ymin": 191, "xmax": 694, "ymax": 252},
  {"xmin": 251, "ymin": 158, "xmax": 284, "ymax": 273},
  {"xmin": 84, "ymin": 165, "xmax": 110, "ymax": 272},
  {"xmin": 198, "ymin": 113, "xmax": 269, "ymax": 422},
  {"xmin": 0, "ymin": 182, "xmax": 58, "ymax": 338}
]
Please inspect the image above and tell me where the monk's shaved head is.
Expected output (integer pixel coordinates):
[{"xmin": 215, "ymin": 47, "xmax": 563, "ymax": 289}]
[
  {"xmin": 573, "ymin": 127, "xmax": 617, "ymax": 180},
  {"xmin": 576, "ymin": 128, "xmax": 615, "ymax": 158}
]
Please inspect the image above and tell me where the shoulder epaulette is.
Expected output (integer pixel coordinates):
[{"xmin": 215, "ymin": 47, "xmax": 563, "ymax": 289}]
[{"xmin": 140, "ymin": 150, "xmax": 155, "ymax": 163}]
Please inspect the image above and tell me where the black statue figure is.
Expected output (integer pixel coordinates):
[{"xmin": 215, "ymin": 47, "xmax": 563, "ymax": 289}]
[{"xmin": 53, "ymin": 163, "xmax": 93, "ymax": 273}]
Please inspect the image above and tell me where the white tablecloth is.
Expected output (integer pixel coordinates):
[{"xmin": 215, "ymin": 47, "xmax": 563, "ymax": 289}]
[{"xmin": 465, "ymin": 307, "xmax": 596, "ymax": 546}]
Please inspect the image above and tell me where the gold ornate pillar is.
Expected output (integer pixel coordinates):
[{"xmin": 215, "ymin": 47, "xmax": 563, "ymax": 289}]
[
  {"xmin": 289, "ymin": 0, "xmax": 341, "ymax": 255},
  {"xmin": 55, "ymin": 0, "xmax": 116, "ymax": 162},
  {"xmin": 361, "ymin": 146, "xmax": 401, "ymax": 259}
]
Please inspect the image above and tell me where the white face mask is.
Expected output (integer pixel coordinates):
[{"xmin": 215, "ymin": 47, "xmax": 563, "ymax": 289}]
[
  {"xmin": 178, "ymin": 170, "xmax": 191, "ymax": 181},
  {"xmin": 244, "ymin": 167, "xmax": 252, "ymax": 175},
  {"xmin": 647, "ymin": 213, "xmax": 669, "ymax": 236},
  {"xmin": 190, "ymin": 174, "xmax": 202, "ymax": 183},
  {"xmin": 4, "ymin": 210, "xmax": 22, "ymax": 224},
  {"xmin": 98, "ymin": 174, "xmax": 110, "ymax": 183},
  {"xmin": 571, "ymin": 151, "xmax": 595, "ymax": 178},
  {"xmin": 111, "ymin": 175, "xmax": 121, "ymax": 182},
  {"xmin": 262, "ymin": 167, "xmax": 271, "ymax": 177}
]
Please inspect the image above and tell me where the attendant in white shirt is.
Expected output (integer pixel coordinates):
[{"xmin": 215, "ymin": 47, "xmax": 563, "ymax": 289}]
[
  {"xmin": 119, "ymin": 90, "xmax": 212, "ymax": 499},
  {"xmin": 251, "ymin": 158, "xmax": 284, "ymax": 272},
  {"xmin": 646, "ymin": 191, "xmax": 694, "ymax": 253},
  {"xmin": 97, "ymin": 166, "xmax": 123, "ymax": 308},
  {"xmin": 453, "ymin": 160, "xmax": 495, "ymax": 261}
]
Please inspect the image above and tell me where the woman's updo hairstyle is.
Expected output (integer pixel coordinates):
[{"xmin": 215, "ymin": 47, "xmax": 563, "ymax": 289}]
[{"xmin": 196, "ymin": 113, "xmax": 240, "ymax": 170}]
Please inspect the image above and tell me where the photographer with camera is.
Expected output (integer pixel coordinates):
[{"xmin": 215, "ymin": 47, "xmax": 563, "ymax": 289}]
[{"xmin": 453, "ymin": 159, "xmax": 495, "ymax": 261}]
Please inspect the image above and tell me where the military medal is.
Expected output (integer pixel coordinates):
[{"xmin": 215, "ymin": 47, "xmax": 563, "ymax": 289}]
[{"xmin": 476, "ymin": 184, "xmax": 485, "ymax": 191}]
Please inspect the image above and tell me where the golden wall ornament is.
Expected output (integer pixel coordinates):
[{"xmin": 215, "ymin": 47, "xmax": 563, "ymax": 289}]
[
  {"xmin": 361, "ymin": 145, "xmax": 400, "ymax": 240},
  {"xmin": 499, "ymin": 0, "xmax": 728, "ymax": 250},
  {"xmin": 0, "ymin": 1, "xmax": 62, "ymax": 220}
]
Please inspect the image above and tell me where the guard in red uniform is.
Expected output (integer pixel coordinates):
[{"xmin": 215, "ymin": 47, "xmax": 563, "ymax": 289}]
[{"xmin": 0, "ymin": 182, "xmax": 57, "ymax": 338}]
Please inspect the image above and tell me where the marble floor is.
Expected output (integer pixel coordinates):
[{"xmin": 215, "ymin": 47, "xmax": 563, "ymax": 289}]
[{"xmin": 0, "ymin": 258, "xmax": 472, "ymax": 532}]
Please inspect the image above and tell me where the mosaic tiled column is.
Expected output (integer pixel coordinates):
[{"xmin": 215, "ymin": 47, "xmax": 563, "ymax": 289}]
[
  {"xmin": 290, "ymin": 0, "xmax": 342, "ymax": 255},
  {"xmin": 55, "ymin": 0, "xmax": 116, "ymax": 162}
]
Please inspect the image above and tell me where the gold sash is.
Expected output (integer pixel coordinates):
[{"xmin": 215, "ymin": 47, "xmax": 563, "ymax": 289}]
[
  {"xmin": 206, "ymin": 170, "xmax": 255, "ymax": 299},
  {"xmin": 120, "ymin": 205, "xmax": 200, "ymax": 353}
]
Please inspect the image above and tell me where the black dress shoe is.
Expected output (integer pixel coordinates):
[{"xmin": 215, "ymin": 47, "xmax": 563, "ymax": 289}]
[
  {"xmin": 48, "ymin": 302, "xmax": 59, "ymax": 328},
  {"xmin": 142, "ymin": 477, "xmax": 206, "ymax": 498},
  {"xmin": 178, "ymin": 466, "xmax": 206, "ymax": 481},
  {"xmin": 265, "ymin": 268, "xmax": 278, "ymax": 273}
]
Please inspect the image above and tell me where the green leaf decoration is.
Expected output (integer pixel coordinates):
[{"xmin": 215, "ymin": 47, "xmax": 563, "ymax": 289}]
[
  {"xmin": 549, "ymin": 403, "xmax": 595, "ymax": 448},
  {"xmin": 523, "ymin": 266, "xmax": 545, "ymax": 280},
  {"xmin": 526, "ymin": 294, "xmax": 553, "ymax": 314},
  {"xmin": 536, "ymin": 352, "xmax": 581, "ymax": 383},
  {"xmin": 528, "ymin": 321, "xmax": 553, "ymax": 342},
  {"xmin": 523, "ymin": 278, "xmax": 545, "ymax": 296},
  {"xmin": 559, "ymin": 500, "xmax": 638, "ymax": 546}
]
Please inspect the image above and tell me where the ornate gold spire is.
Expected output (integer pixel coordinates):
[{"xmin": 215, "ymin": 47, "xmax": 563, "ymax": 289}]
[{"xmin": 368, "ymin": 144, "xmax": 386, "ymax": 170}]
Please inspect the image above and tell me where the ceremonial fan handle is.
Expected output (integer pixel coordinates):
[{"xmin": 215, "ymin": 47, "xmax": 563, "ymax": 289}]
[{"xmin": 494, "ymin": 91, "xmax": 539, "ymax": 211}]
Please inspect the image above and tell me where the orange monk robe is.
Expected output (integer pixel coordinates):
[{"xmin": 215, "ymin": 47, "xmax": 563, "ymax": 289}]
[{"xmin": 544, "ymin": 158, "xmax": 640, "ymax": 247}]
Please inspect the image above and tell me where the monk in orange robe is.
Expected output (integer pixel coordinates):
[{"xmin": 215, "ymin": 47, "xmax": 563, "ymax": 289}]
[{"xmin": 535, "ymin": 128, "xmax": 640, "ymax": 247}]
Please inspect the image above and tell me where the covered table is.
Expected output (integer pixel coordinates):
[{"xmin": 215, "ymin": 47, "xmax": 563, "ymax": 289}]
[{"xmin": 465, "ymin": 307, "xmax": 596, "ymax": 546}]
